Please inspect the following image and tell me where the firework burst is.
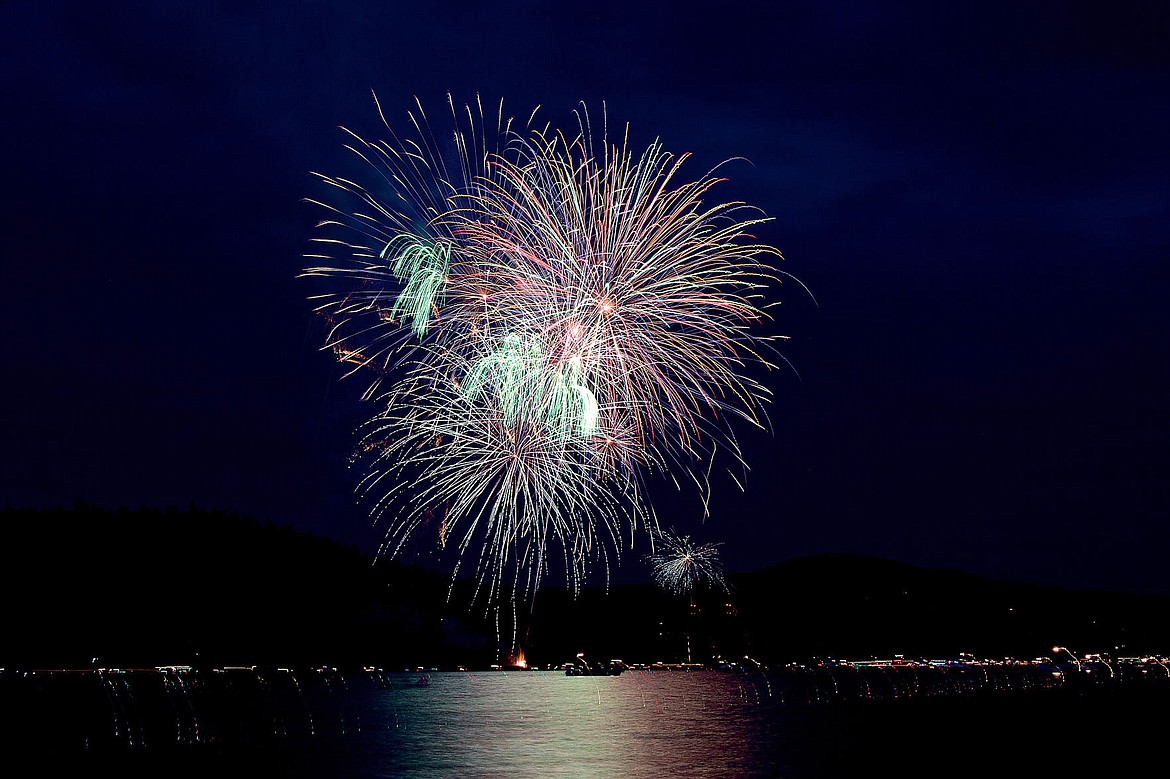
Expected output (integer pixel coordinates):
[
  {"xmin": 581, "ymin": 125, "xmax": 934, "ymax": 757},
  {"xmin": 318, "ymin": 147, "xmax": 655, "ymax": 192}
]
[
  {"xmin": 303, "ymin": 93, "xmax": 790, "ymax": 613},
  {"xmin": 647, "ymin": 528, "xmax": 729, "ymax": 598}
]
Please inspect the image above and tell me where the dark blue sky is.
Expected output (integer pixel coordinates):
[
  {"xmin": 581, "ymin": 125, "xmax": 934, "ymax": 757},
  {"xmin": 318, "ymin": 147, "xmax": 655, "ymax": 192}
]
[{"xmin": 2, "ymin": 1, "xmax": 1167, "ymax": 593}]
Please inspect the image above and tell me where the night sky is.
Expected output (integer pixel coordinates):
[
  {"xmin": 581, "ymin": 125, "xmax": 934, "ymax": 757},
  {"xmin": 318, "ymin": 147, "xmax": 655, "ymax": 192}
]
[{"xmin": 2, "ymin": 1, "xmax": 1167, "ymax": 595}]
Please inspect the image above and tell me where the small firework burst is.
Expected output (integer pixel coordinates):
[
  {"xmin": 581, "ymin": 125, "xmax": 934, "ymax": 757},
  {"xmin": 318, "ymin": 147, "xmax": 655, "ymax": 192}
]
[{"xmin": 647, "ymin": 528, "xmax": 728, "ymax": 598}]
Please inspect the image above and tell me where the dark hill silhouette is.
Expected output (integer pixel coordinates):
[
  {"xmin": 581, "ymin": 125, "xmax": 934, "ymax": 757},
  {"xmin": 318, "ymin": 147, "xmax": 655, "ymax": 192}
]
[
  {"xmin": 726, "ymin": 553, "xmax": 1170, "ymax": 662},
  {"xmin": 0, "ymin": 505, "xmax": 498, "ymax": 670},
  {"xmin": 521, "ymin": 553, "xmax": 1170, "ymax": 666},
  {"xmin": 2, "ymin": 506, "xmax": 1167, "ymax": 669}
]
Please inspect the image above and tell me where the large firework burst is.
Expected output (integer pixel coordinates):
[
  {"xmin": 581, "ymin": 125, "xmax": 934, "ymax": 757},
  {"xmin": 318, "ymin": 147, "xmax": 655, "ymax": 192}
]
[{"xmin": 303, "ymin": 93, "xmax": 788, "ymax": 609}]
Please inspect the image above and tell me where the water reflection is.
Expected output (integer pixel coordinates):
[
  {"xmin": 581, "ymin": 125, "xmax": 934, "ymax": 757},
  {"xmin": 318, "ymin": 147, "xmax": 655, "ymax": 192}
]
[
  {"xmin": 369, "ymin": 671, "xmax": 796, "ymax": 778},
  {"xmin": 3, "ymin": 665, "xmax": 1166, "ymax": 777}
]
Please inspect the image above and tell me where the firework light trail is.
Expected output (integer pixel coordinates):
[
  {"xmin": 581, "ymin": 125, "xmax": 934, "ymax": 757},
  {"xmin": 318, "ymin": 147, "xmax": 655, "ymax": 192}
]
[{"xmin": 302, "ymin": 93, "xmax": 791, "ymax": 624}]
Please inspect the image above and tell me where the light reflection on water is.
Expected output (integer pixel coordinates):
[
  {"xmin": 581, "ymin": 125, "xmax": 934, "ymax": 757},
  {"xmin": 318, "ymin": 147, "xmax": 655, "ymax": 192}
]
[
  {"xmin": 13, "ymin": 667, "xmax": 1159, "ymax": 777},
  {"xmin": 335, "ymin": 671, "xmax": 812, "ymax": 778}
]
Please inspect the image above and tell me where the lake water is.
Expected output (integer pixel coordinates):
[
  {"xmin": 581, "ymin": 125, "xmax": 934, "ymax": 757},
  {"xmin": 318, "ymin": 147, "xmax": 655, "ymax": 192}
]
[{"xmin": 8, "ymin": 667, "xmax": 1165, "ymax": 777}]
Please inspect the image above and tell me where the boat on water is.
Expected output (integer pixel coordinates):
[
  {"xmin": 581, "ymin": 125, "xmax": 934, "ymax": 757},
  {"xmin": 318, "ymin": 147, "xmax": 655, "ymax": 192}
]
[{"xmin": 565, "ymin": 654, "xmax": 625, "ymax": 676}]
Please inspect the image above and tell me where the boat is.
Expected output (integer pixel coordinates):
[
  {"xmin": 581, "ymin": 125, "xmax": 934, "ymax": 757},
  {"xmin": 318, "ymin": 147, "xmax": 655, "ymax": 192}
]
[{"xmin": 565, "ymin": 654, "xmax": 625, "ymax": 676}]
